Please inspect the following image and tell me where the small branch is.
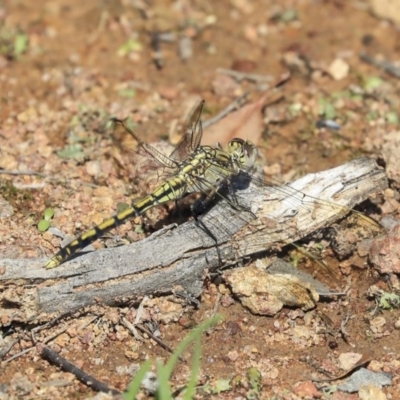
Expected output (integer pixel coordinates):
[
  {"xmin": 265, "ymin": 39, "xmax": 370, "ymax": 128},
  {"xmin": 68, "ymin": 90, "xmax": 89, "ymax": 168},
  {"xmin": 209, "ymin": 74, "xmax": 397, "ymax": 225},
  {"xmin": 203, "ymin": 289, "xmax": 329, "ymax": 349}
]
[
  {"xmin": 135, "ymin": 324, "xmax": 185, "ymax": 362},
  {"xmin": 31, "ymin": 310, "xmax": 74, "ymax": 335},
  {"xmin": 0, "ymin": 339, "xmax": 18, "ymax": 362},
  {"xmin": 37, "ymin": 325, "xmax": 69, "ymax": 345},
  {"xmin": 4, "ymin": 325, "xmax": 69, "ymax": 364},
  {"xmin": 4, "ymin": 315, "xmax": 98, "ymax": 364},
  {"xmin": 360, "ymin": 53, "xmax": 400, "ymax": 79},
  {"xmin": 121, "ymin": 317, "xmax": 144, "ymax": 341},
  {"xmin": 202, "ymin": 93, "xmax": 249, "ymax": 129},
  {"xmin": 3, "ymin": 345, "xmax": 35, "ymax": 364},
  {"xmin": 0, "ymin": 169, "xmax": 101, "ymax": 189},
  {"xmin": 39, "ymin": 344, "xmax": 121, "ymax": 395},
  {"xmin": 216, "ymin": 67, "xmax": 274, "ymax": 83},
  {"xmin": 135, "ymin": 296, "xmax": 149, "ymax": 325},
  {"xmin": 0, "ymin": 169, "xmax": 47, "ymax": 177}
]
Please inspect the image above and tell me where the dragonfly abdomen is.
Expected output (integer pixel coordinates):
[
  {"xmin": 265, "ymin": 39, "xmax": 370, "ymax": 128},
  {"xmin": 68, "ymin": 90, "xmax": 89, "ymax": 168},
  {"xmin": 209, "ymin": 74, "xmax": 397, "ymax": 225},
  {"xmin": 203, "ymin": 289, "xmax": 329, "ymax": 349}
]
[{"xmin": 44, "ymin": 177, "xmax": 188, "ymax": 269}]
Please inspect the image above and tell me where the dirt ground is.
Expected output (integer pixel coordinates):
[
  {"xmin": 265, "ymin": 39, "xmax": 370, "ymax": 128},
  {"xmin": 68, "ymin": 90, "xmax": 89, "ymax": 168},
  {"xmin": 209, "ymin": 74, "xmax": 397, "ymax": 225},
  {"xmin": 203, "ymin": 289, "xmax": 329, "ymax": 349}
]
[{"xmin": 1, "ymin": 0, "xmax": 400, "ymax": 399}]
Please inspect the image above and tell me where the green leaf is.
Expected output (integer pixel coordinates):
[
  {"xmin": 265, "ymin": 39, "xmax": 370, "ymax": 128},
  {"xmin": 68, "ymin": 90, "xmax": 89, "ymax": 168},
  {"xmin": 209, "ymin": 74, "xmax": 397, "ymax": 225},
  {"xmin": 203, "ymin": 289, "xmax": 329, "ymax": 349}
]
[
  {"xmin": 44, "ymin": 208, "xmax": 55, "ymax": 220},
  {"xmin": 57, "ymin": 143, "xmax": 85, "ymax": 160},
  {"xmin": 364, "ymin": 76, "xmax": 383, "ymax": 91},
  {"xmin": 318, "ymin": 98, "xmax": 336, "ymax": 119},
  {"xmin": 212, "ymin": 378, "xmax": 231, "ymax": 394},
  {"xmin": 288, "ymin": 103, "xmax": 302, "ymax": 117},
  {"xmin": 14, "ymin": 34, "xmax": 28, "ymax": 56},
  {"xmin": 379, "ymin": 292, "xmax": 400, "ymax": 310},
  {"xmin": 247, "ymin": 367, "xmax": 262, "ymax": 391},
  {"xmin": 118, "ymin": 88, "xmax": 136, "ymax": 98},
  {"xmin": 117, "ymin": 38, "xmax": 143, "ymax": 57},
  {"xmin": 38, "ymin": 220, "xmax": 50, "ymax": 232},
  {"xmin": 279, "ymin": 8, "xmax": 298, "ymax": 23},
  {"xmin": 134, "ymin": 224, "xmax": 144, "ymax": 234},
  {"xmin": 386, "ymin": 111, "xmax": 399, "ymax": 125}
]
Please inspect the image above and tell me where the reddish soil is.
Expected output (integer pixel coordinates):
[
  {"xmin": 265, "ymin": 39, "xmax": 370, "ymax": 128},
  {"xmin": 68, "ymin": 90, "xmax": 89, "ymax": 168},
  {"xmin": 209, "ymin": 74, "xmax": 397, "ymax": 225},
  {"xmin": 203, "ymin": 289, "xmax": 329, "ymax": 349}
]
[{"xmin": 1, "ymin": 1, "xmax": 400, "ymax": 399}]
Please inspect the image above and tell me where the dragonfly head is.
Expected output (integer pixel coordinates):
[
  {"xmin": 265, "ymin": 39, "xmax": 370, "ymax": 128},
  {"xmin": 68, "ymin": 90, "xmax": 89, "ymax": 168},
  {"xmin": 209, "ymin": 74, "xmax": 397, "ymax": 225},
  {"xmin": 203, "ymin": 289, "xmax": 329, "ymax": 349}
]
[{"xmin": 227, "ymin": 138, "xmax": 258, "ymax": 173}]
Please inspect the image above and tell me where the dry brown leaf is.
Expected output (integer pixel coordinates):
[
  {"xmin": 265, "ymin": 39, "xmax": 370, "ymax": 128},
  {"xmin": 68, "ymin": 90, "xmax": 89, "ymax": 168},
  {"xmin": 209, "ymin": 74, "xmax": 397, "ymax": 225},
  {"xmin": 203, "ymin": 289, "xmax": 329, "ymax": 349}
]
[{"xmin": 201, "ymin": 94, "xmax": 268, "ymax": 147}]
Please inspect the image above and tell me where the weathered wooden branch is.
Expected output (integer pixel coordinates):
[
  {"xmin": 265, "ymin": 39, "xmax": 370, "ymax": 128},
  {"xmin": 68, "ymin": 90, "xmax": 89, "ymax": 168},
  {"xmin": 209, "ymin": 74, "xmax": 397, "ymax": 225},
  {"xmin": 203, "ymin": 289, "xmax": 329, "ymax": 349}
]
[{"xmin": 0, "ymin": 157, "xmax": 388, "ymax": 323}]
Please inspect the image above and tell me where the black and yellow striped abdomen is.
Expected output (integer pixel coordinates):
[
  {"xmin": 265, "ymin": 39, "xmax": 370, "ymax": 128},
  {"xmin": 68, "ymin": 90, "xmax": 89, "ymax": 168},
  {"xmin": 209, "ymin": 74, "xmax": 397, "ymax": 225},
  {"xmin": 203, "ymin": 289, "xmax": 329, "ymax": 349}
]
[{"xmin": 44, "ymin": 176, "xmax": 188, "ymax": 269}]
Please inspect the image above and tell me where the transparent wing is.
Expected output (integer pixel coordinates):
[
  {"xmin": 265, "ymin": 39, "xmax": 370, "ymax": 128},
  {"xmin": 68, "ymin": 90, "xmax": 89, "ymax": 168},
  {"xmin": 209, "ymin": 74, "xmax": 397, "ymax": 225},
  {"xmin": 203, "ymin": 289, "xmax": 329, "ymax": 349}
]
[
  {"xmin": 106, "ymin": 117, "xmax": 181, "ymax": 196},
  {"xmin": 110, "ymin": 118, "xmax": 178, "ymax": 169},
  {"xmin": 169, "ymin": 100, "xmax": 205, "ymax": 162}
]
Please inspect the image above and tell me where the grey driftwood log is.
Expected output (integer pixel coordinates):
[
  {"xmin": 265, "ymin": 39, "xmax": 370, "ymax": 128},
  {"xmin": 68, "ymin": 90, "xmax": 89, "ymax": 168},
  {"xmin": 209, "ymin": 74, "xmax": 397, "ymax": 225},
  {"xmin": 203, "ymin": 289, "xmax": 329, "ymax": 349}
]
[{"xmin": 0, "ymin": 157, "xmax": 388, "ymax": 323}]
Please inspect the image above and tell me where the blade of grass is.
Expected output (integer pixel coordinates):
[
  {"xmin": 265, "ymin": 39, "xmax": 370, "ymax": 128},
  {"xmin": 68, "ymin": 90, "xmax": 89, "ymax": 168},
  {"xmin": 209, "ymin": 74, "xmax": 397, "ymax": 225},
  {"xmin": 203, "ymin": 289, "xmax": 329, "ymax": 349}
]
[
  {"xmin": 164, "ymin": 316, "xmax": 221, "ymax": 378},
  {"xmin": 183, "ymin": 336, "xmax": 202, "ymax": 400},
  {"xmin": 123, "ymin": 359, "xmax": 152, "ymax": 400},
  {"xmin": 156, "ymin": 359, "xmax": 172, "ymax": 400}
]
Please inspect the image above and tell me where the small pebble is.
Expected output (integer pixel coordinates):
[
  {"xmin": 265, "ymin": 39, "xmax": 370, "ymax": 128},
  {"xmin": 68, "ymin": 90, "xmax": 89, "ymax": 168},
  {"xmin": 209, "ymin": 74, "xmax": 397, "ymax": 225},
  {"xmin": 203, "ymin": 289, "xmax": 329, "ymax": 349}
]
[
  {"xmin": 328, "ymin": 58, "xmax": 349, "ymax": 80},
  {"xmin": 358, "ymin": 384, "xmax": 387, "ymax": 400}
]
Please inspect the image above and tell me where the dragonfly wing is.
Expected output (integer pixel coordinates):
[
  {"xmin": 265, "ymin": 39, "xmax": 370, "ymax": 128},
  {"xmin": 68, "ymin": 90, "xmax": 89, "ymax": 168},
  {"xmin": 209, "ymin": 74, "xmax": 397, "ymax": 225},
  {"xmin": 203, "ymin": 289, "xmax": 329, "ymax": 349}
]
[
  {"xmin": 110, "ymin": 118, "xmax": 177, "ymax": 170},
  {"xmin": 169, "ymin": 100, "xmax": 205, "ymax": 161}
]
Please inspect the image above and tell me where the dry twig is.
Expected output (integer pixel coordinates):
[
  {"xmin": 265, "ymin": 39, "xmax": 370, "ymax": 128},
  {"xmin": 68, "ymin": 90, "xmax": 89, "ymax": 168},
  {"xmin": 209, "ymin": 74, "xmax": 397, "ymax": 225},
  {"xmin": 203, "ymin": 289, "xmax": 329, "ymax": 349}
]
[
  {"xmin": 217, "ymin": 68, "xmax": 274, "ymax": 83},
  {"xmin": 360, "ymin": 53, "xmax": 400, "ymax": 79},
  {"xmin": 39, "ymin": 345, "xmax": 120, "ymax": 395}
]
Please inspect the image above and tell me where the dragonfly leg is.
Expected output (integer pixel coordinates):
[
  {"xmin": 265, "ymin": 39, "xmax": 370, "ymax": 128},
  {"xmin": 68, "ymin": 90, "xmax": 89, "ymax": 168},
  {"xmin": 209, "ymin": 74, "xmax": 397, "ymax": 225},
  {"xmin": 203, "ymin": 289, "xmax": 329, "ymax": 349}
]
[{"xmin": 191, "ymin": 188, "xmax": 218, "ymax": 219}]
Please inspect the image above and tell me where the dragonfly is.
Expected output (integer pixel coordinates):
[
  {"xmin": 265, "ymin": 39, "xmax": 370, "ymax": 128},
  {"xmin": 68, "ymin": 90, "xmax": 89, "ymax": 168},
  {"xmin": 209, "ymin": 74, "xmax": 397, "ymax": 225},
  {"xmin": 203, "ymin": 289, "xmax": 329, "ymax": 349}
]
[
  {"xmin": 44, "ymin": 101, "xmax": 258, "ymax": 269},
  {"xmin": 44, "ymin": 100, "xmax": 381, "ymax": 270}
]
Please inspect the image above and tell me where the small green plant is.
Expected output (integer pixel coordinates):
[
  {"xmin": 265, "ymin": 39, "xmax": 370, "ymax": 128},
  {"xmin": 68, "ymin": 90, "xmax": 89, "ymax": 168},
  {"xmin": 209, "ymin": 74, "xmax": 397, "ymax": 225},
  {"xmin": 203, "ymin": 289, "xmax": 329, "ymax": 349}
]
[
  {"xmin": 0, "ymin": 29, "xmax": 29, "ymax": 59},
  {"xmin": 318, "ymin": 97, "xmax": 336, "ymax": 120},
  {"xmin": 379, "ymin": 291, "xmax": 400, "ymax": 310},
  {"xmin": 117, "ymin": 38, "xmax": 143, "ymax": 57},
  {"xmin": 117, "ymin": 88, "xmax": 136, "ymax": 98},
  {"xmin": 38, "ymin": 208, "xmax": 55, "ymax": 232},
  {"xmin": 386, "ymin": 110, "xmax": 399, "ymax": 125},
  {"xmin": 203, "ymin": 378, "xmax": 231, "ymax": 395},
  {"xmin": 363, "ymin": 75, "xmax": 383, "ymax": 91},
  {"xmin": 13, "ymin": 33, "xmax": 28, "ymax": 57},
  {"xmin": 123, "ymin": 316, "xmax": 221, "ymax": 399},
  {"xmin": 57, "ymin": 143, "xmax": 85, "ymax": 160},
  {"xmin": 246, "ymin": 367, "xmax": 262, "ymax": 399}
]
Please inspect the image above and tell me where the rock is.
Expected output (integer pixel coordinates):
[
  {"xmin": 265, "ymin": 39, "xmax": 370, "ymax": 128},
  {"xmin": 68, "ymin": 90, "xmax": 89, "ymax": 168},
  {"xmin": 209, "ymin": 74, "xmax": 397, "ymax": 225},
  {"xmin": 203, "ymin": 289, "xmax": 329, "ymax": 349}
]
[
  {"xmin": 224, "ymin": 264, "xmax": 319, "ymax": 316},
  {"xmin": 381, "ymin": 131, "xmax": 400, "ymax": 185},
  {"xmin": 85, "ymin": 160, "xmax": 101, "ymax": 177},
  {"xmin": 328, "ymin": 58, "xmax": 350, "ymax": 81},
  {"xmin": 292, "ymin": 381, "xmax": 322, "ymax": 398},
  {"xmin": 211, "ymin": 74, "xmax": 239, "ymax": 97},
  {"xmin": 338, "ymin": 368, "xmax": 392, "ymax": 393},
  {"xmin": 370, "ymin": 316, "xmax": 386, "ymax": 334},
  {"xmin": 338, "ymin": 353, "xmax": 363, "ymax": 370},
  {"xmin": 369, "ymin": 224, "xmax": 400, "ymax": 274},
  {"xmin": 0, "ymin": 196, "xmax": 13, "ymax": 219},
  {"xmin": 330, "ymin": 392, "xmax": 358, "ymax": 400},
  {"xmin": 358, "ymin": 384, "xmax": 387, "ymax": 400},
  {"xmin": 370, "ymin": 0, "xmax": 400, "ymax": 25},
  {"xmin": 158, "ymin": 85, "xmax": 178, "ymax": 100},
  {"xmin": 231, "ymin": 59, "xmax": 257, "ymax": 72}
]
